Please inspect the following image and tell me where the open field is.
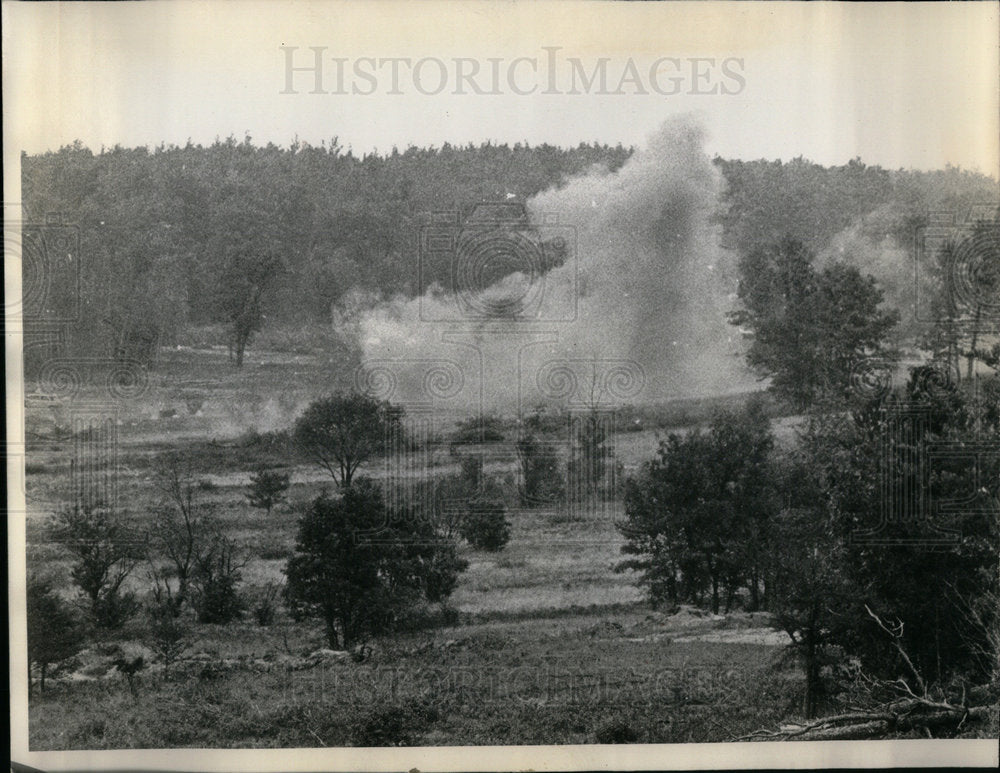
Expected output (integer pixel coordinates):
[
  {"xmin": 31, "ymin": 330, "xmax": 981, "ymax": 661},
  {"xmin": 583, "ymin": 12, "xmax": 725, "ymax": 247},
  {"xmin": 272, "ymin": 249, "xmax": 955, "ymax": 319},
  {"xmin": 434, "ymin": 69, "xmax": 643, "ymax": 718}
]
[
  {"xmin": 27, "ymin": 606, "xmax": 795, "ymax": 749},
  {"xmin": 28, "ymin": 345, "xmax": 994, "ymax": 749},
  {"xmin": 21, "ymin": 345, "xmax": 820, "ymax": 748}
]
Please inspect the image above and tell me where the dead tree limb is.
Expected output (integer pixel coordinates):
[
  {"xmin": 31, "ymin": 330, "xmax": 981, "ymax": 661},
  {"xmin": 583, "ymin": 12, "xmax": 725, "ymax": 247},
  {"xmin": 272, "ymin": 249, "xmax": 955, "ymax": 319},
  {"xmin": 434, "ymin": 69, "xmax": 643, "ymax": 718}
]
[{"xmin": 736, "ymin": 699, "xmax": 994, "ymax": 741}]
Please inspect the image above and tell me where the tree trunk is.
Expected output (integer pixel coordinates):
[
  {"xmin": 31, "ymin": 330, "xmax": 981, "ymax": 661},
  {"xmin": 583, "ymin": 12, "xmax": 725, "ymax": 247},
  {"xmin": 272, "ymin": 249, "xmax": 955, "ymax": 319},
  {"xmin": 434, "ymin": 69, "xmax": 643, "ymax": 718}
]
[
  {"xmin": 803, "ymin": 610, "xmax": 820, "ymax": 718},
  {"xmin": 324, "ymin": 613, "xmax": 340, "ymax": 650},
  {"xmin": 725, "ymin": 584, "xmax": 736, "ymax": 614},
  {"xmin": 967, "ymin": 305, "xmax": 981, "ymax": 381},
  {"xmin": 749, "ymin": 567, "xmax": 760, "ymax": 611}
]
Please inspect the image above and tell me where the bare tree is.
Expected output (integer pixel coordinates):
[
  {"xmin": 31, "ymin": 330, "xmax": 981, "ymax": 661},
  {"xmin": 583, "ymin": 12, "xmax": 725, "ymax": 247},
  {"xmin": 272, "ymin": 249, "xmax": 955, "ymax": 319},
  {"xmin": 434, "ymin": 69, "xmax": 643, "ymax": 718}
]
[{"xmin": 147, "ymin": 455, "xmax": 210, "ymax": 610}]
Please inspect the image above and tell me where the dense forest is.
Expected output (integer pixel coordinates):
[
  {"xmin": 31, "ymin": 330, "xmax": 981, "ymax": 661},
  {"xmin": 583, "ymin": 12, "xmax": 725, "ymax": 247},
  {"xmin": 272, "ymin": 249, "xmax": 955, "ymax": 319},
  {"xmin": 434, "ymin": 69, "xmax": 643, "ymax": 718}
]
[{"xmin": 21, "ymin": 138, "xmax": 998, "ymax": 367}]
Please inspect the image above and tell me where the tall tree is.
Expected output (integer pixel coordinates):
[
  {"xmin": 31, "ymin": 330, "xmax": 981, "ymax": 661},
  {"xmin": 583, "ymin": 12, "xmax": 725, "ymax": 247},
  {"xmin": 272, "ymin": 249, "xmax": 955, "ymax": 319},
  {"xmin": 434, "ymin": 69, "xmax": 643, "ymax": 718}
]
[
  {"xmin": 293, "ymin": 393, "xmax": 403, "ymax": 487},
  {"xmin": 284, "ymin": 480, "xmax": 466, "ymax": 648},
  {"xmin": 216, "ymin": 247, "xmax": 283, "ymax": 367},
  {"xmin": 618, "ymin": 401, "xmax": 776, "ymax": 614},
  {"xmin": 924, "ymin": 215, "xmax": 1000, "ymax": 383},
  {"xmin": 729, "ymin": 238, "xmax": 899, "ymax": 409}
]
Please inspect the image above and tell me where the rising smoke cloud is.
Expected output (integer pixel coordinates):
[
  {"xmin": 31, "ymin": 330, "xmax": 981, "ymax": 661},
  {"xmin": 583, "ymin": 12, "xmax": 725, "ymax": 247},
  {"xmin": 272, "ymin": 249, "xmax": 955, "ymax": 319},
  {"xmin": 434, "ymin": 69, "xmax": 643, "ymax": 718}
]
[{"xmin": 359, "ymin": 115, "xmax": 756, "ymax": 416}]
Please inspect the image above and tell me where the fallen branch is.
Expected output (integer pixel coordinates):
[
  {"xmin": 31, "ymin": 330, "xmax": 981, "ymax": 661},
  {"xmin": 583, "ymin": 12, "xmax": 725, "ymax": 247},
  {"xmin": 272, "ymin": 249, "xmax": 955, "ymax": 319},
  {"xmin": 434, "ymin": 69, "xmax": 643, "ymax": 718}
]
[
  {"xmin": 737, "ymin": 699, "xmax": 994, "ymax": 741},
  {"xmin": 864, "ymin": 605, "xmax": 927, "ymax": 696}
]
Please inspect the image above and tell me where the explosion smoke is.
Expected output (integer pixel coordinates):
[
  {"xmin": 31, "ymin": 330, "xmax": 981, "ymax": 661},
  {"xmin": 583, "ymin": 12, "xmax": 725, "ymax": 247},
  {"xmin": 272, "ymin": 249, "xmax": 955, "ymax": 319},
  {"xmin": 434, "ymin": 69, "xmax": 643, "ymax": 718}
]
[{"xmin": 360, "ymin": 116, "xmax": 755, "ymax": 417}]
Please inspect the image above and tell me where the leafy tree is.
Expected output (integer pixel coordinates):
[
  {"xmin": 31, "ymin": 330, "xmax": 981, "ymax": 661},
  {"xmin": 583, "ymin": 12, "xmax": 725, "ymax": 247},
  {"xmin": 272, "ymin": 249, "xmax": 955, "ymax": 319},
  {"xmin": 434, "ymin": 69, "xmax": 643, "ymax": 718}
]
[
  {"xmin": 567, "ymin": 410, "xmax": 618, "ymax": 502},
  {"xmin": 216, "ymin": 247, "xmax": 283, "ymax": 367},
  {"xmin": 284, "ymin": 479, "xmax": 466, "ymax": 648},
  {"xmin": 293, "ymin": 393, "xmax": 403, "ymax": 487},
  {"xmin": 459, "ymin": 495, "xmax": 512, "ymax": 552},
  {"xmin": 190, "ymin": 533, "xmax": 247, "ymax": 624},
  {"xmin": 802, "ymin": 376, "xmax": 1000, "ymax": 688},
  {"xmin": 618, "ymin": 401, "xmax": 776, "ymax": 614},
  {"xmin": 51, "ymin": 503, "xmax": 141, "ymax": 629},
  {"xmin": 729, "ymin": 238, "xmax": 899, "ymax": 409},
  {"xmin": 426, "ymin": 473, "xmax": 473, "ymax": 540},
  {"xmin": 766, "ymin": 500, "xmax": 854, "ymax": 718},
  {"xmin": 246, "ymin": 466, "xmax": 291, "ymax": 516},
  {"xmin": 27, "ymin": 574, "xmax": 85, "ymax": 692}
]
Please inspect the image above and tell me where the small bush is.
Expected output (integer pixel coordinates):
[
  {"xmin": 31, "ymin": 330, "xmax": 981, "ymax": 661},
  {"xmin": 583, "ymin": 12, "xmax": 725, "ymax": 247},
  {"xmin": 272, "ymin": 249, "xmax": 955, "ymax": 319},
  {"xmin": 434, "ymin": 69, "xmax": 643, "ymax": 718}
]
[
  {"xmin": 27, "ymin": 574, "xmax": 86, "ymax": 692},
  {"xmin": 191, "ymin": 535, "xmax": 246, "ymax": 624},
  {"xmin": 145, "ymin": 599, "xmax": 189, "ymax": 674},
  {"xmin": 348, "ymin": 702, "xmax": 437, "ymax": 746},
  {"xmin": 594, "ymin": 718, "xmax": 639, "ymax": 744},
  {"xmin": 252, "ymin": 582, "xmax": 281, "ymax": 626},
  {"xmin": 459, "ymin": 496, "xmax": 511, "ymax": 552},
  {"xmin": 92, "ymin": 590, "xmax": 141, "ymax": 631},
  {"xmin": 194, "ymin": 574, "xmax": 245, "ymax": 624},
  {"xmin": 246, "ymin": 466, "xmax": 291, "ymax": 516},
  {"xmin": 50, "ymin": 503, "xmax": 142, "ymax": 630}
]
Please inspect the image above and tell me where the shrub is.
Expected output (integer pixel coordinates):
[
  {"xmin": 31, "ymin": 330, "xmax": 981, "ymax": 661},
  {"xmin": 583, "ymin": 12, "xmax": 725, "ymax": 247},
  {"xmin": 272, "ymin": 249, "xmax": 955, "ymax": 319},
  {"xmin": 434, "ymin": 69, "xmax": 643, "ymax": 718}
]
[
  {"xmin": 246, "ymin": 466, "xmax": 291, "ymax": 516},
  {"xmin": 516, "ymin": 433, "xmax": 564, "ymax": 506},
  {"xmin": 191, "ymin": 535, "xmax": 247, "ymax": 624},
  {"xmin": 145, "ymin": 598, "xmax": 189, "ymax": 675},
  {"xmin": 285, "ymin": 480, "xmax": 467, "ymax": 648},
  {"xmin": 27, "ymin": 574, "xmax": 85, "ymax": 692},
  {"xmin": 50, "ymin": 502, "xmax": 141, "ymax": 629},
  {"xmin": 252, "ymin": 582, "xmax": 281, "ymax": 626},
  {"xmin": 460, "ymin": 496, "xmax": 511, "ymax": 552}
]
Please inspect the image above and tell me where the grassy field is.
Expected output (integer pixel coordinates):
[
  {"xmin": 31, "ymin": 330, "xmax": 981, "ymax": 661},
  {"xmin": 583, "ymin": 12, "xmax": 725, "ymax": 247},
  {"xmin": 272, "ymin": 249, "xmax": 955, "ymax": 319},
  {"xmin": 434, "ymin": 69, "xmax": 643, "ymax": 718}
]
[
  {"xmin": 27, "ymin": 605, "xmax": 797, "ymax": 749},
  {"xmin": 24, "ymin": 345, "xmax": 809, "ymax": 749}
]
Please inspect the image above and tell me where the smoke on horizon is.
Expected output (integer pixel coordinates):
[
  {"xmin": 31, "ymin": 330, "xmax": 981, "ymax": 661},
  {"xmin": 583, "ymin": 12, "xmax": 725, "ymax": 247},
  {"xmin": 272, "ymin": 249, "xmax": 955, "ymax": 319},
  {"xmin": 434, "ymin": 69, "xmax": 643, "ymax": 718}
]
[{"xmin": 358, "ymin": 116, "xmax": 756, "ymax": 417}]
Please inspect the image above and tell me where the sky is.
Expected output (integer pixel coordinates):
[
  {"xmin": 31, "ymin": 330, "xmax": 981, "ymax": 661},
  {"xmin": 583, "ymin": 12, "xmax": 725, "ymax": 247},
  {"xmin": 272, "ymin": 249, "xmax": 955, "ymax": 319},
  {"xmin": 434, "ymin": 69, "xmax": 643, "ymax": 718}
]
[{"xmin": 3, "ymin": 0, "xmax": 999, "ymax": 173}]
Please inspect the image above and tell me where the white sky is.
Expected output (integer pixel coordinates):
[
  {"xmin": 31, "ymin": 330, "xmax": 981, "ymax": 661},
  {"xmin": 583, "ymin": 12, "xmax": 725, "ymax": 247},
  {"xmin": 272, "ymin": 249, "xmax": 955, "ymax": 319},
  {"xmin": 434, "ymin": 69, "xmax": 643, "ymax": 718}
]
[{"xmin": 3, "ymin": 0, "xmax": 999, "ymax": 172}]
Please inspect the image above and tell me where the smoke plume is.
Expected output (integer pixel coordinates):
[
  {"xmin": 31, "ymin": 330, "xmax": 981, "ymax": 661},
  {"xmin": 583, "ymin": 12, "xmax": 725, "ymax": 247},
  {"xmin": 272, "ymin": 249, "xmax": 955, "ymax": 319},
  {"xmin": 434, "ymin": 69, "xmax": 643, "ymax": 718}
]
[{"xmin": 360, "ymin": 116, "xmax": 755, "ymax": 417}]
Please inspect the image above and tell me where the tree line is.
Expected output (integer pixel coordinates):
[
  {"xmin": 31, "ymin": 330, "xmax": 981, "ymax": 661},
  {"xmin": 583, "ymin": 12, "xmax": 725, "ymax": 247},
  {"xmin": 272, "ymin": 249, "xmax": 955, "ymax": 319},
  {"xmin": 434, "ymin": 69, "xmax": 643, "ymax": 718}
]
[{"xmin": 22, "ymin": 140, "xmax": 996, "ymax": 369}]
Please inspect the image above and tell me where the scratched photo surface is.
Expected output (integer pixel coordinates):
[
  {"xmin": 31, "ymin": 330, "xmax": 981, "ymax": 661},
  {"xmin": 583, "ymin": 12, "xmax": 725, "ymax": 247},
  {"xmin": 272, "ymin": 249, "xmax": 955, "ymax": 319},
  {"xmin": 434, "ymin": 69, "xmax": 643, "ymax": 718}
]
[{"xmin": 5, "ymin": 1, "xmax": 999, "ymax": 769}]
